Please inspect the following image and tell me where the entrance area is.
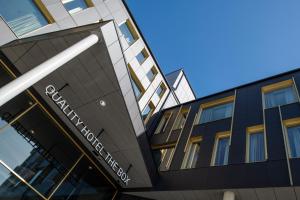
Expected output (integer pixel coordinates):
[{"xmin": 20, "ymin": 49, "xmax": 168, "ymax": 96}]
[{"xmin": 0, "ymin": 62, "xmax": 117, "ymax": 200}]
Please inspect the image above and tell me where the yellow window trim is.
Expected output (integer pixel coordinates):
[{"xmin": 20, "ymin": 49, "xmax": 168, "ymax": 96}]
[
  {"xmin": 247, "ymin": 124, "xmax": 264, "ymax": 134},
  {"xmin": 157, "ymin": 82, "xmax": 167, "ymax": 98},
  {"xmin": 261, "ymin": 79, "xmax": 294, "ymax": 93},
  {"xmin": 151, "ymin": 142, "xmax": 176, "ymax": 150},
  {"xmin": 34, "ymin": 0, "xmax": 55, "ymax": 23},
  {"xmin": 143, "ymin": 101, "xmax": 155, "ymax": 124},
  {"xmin": 200, "ymin": 95, "xmax": 235, "ymax": 109},
  {"xmin": 283, "ymin": 117, "xmax": 300, "ymax": 127},
  {"xmin": 85, "ymin": 0, "xmax": 94, "ymax": 7},
  {"xmin": 124, "ymin": 19, "xmax": 139, "ymax": 41},
  {"xmin": 190, "ymin": 135, "xmax": 202, "ymax": 143},
  {"xmin": 216, "ymin": 131, "xmax": 231, "ymax": 138},
  {"xmin": 128, "ymin": 64, "xmax": 145, "ymax": 94}
]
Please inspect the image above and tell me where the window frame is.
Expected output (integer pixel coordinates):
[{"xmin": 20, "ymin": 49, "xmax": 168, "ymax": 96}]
[
  {"xmin": 283, "ymin": 117, "xmax": 300, "ymax": 159},
  {"xmin": 181, "ymin": 136, "xmax": 202, "ymax": 169},
  {"xmin": 172, "ymin": 107, "xmax": 189, "ymax": 130},
  {"xmin": 146, "ymin": 66, "xmax": 158, "ymax": 82},
  {"xmin": 246, "ymin": 125, "xmax": 267, "ymax": 163},
  {"xmin": 142, "ymin": 101, "xmax": 155, "ymax": 124},
  {"xmin": 154, "ymin": 112, "xmax": 172, "ymax": 134},
  {"xmin": 61, "ymin": 0, "xmax": 94, "ymax": 14},
  {"xmin": 152, "ymin": 143, "xmax": 176, "ymax": 171},
  {"xmin": 211, "ymin": 131, "xmax": 231, "ymax": 166},
  {"xmin": 119, "ymin": 19, "xmax": 139, "ymax": 46},
  {"xmin": 156, "ymin": 83, "xmax": 167, "ymax": 98},
  {"xmin": 195, "ymin": 95, "xmax": 235, "ymax": 125},
  {"xmin": 262, "ymin": 79, "xmax": 299, "ymax": 109},
  {"xmin": 128, "ymin": 64, "xmax": 145, "ymax": 100},
  {"xmin": 136, "ymin": 48, "xmax": 149, "ymax": 65}
]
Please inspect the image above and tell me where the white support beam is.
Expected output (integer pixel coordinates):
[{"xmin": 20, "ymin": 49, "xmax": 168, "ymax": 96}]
[{"xmin": 0, "ymin": 34, "xmax": 99, "ymax": 106}]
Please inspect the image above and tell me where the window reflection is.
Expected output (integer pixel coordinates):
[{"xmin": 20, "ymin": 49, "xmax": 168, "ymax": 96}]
[{"xmin": 0, "ymin": 163, "xmax": 43, "ymax": 200}]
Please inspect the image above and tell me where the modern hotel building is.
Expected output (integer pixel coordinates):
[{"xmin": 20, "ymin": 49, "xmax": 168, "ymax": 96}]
[{"xmin": 0, "ymin": 0, "xmax": 299, "ymax": 200}]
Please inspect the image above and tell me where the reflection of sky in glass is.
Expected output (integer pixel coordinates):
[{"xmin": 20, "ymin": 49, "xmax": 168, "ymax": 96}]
[{"xmin": 0, "ymin": 119, "xmax": 33, "ymax": 185}]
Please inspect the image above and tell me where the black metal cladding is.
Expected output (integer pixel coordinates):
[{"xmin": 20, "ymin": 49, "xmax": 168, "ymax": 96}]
[{"xmin": 148, "ymin": 69, "xmax": 300, "ymax": 190}]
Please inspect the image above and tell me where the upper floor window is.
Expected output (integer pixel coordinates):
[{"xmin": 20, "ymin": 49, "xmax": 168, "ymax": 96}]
[
  {"xmin": 246, "ymin": 125, "xmax": 266, "ymax": 163},
  {"xmin": 153, "ymin": 146, "xmax": 175, "ymax": 171},
  {"xmin": 173, "ymin": 108, "xmax": 189, "ymax": 130},
  {"xmin": 156, "ymin": 83, "xmax": 166, "ymax": 98},
  {"xmin": 62, "ymin": 0, "xmax": 91, "ymax": 14},
  {"xmin": 128, "ymin": 64, "xmax": 144, "ymax": 99},
  {"xmin": 262, "ymin": 79, "xmax": 298, "ymax": 109},
  {"xmin": 155, "ymin": 112, "xmax": 172, "ymax": 134},
  {"xmin": 136, "ymin": 48, "xmax": 149, "ymax": 65},
  {"xmin": 0, "ymin": 0, "xmax": 53, "ymax": 36},
  {"xmin": 146, "ymin": 67, "xmax": 158, "ymax": 82},
  {"xmin": 181, "ymin": 137, "xmax": 201, "ymax": 169},
  {"xmin": 283, "ymin": 118, "xmax": 300, "ymax": 158},
  {"xmin": 119, "ymin": 20, "xmax": 138, "ymax": 46},
  {"xmin": 142, "ymin": 102, "xmax": 155, "ymax": 123},
  {"xmin": 197, "ymin": 96, "xmax": 235, "ymax": 124},
  {"xmin": 212, "ymin": 132, "xmax": 230, "ymax": 166}
]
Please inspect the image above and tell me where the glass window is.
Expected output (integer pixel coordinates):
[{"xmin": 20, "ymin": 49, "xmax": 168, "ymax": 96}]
[
  {"xmin": 146, "ymin": 67, "xmax": 157, "ymax": 82},
  {"xmin": 136, "ymin": 49, "xmax": 148, "ymax": 64},
  {"xmin": 199, "ymin": 102, "xmax": 233, "ymax": 124},
  {"xmin": 173, "ymin": 110, "xmax": 188, "ymax": 130},
  {"xmin": 264, "ymin": 86, "xmax": 297, "ymax": 109},
  {"xmin": 62, "ymin": 0, "xmax": 88, "ymax": 14},
  {"xmin": 287, "ymin": 125, "xmax": 300, "ymax": 158},
  {"xmin": 0, "ymin": 163, "xmax": 43, "ymax": 199},
  {"xmin": 248, "ymin": 132, "xmax": 265, "ymax": 162},
  {"xmin": 0, "ymin": 0, "xmax": 48, "ymax": 36},
  {"xmin": 119, "ymin": 21, "xmax": 137, "ymax": 46},
  {"xmin": 155, "ymin": 113, "xmax": 171, "ymax": 134},
  {"xmin": 142, "ymin": 103, "xmax": 154, "ymax": 121},
  {"xmin": 131, "ymin": 78, "xmax": 142, "ymax": 99},
  {"xmin": 156, "ymin": 84, "xmax": 166, "ymax": 98},
  {"xmin": 182, "ymin": 142, "xmax": 200, "ymax": 169},
  {"xmin": 153, "ymin": 148, "xmax": 175, "ymax": 171},
  {"xmin": 214, "ymin": 136, "xmax": 230, "ymax": 166}
]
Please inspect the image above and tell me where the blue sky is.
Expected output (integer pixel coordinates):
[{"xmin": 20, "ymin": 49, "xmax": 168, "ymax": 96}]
[{"xmin": 126, "ymin": 0, "xmax": 300, "ymax": 97}]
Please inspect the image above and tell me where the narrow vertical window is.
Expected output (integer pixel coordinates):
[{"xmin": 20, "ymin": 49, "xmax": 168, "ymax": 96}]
[
  {"xmin": 213, "ymin": 132, "xmax": 230, "ymax": 166},
  {"xmin": 62, "ymin": 0, "xmax": 88, "ymax": 14},
  {"xmin": 154, "ymin": 147, "xmax": 175, "ymax": 171},
  {"xmin": 0, "ymin": 0, "xmax": 50, "ymax": 36},
  {"xmin": 128, "ymin": 64, "xmax": 144, "ymax": 99},
  {"xmin": 247, "ymin": 126, "xmax": 266, "ymax": 163},
  {"xmin": 173, "ymin": 108, "xmax": 189, "ymax": 130},
  {"xmin": 286, "ymin": 125, "xmax": 300, "ymax": 158},
  {"xmin": 155, "ymin": 112, "xmax": 172, "ymax": 134},
  {"xmin": 141, "ymin": 102, "xmax": 155, "ymax": 123},
  {"xmin": 181, "ymin": 137, "xmax": 201, "ymax": 169}
]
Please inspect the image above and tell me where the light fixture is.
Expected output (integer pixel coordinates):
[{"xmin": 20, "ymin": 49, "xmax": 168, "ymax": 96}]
[{"xmin": 99, "ymin": 100, "xmax": 106, "ymax": 107}]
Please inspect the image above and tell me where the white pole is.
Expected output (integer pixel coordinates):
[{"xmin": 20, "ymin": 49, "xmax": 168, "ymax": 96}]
[
  {"xmin": 0, "ymin": 34, "xmax": 99, "ymax": 106},
  {"xmin": 223, "ymin": 191, "xmax": 235, "ymax": 200}
]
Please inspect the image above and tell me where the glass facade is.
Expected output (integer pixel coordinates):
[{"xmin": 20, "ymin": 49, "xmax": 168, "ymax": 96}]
[
  {"xmin": 0, "ymin": 0, "xmax": 48, "ymax": 36},
  {"xmin": 264, "ymin": 86, "xmax": 297, "ymax": 108},
  {"xmin": 0, "ymin": 65, "xmax": 116, "ymax": 199}
]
